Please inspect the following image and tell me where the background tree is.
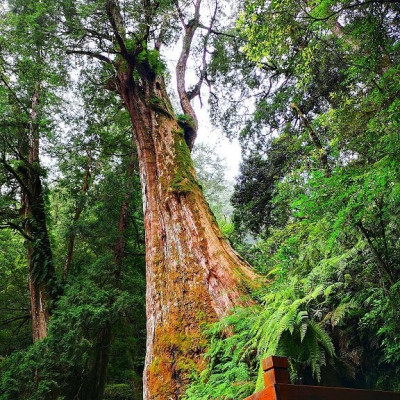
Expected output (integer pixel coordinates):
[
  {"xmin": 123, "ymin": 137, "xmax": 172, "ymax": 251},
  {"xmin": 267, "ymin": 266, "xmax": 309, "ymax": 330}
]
[
  {"xmin": 192, "ymin": 143, "xmax": 234, "ymax": 231},
  {"xmin": 0, "ymin": 68, "xmax": 147, "ymax": 399},
  {"xmin": 0, "ymin": 0, "xmax": 64, "ymax": 342}
]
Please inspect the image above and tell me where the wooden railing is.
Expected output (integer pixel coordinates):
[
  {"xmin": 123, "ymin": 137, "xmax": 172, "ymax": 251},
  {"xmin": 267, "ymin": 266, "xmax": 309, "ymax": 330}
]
[{"xmin": 245, "ymin": 356, "xmax": 400, "ymax": 400}]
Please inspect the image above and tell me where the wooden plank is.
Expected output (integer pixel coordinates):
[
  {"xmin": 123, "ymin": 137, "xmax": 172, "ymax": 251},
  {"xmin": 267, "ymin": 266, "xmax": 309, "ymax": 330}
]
[
  {"xmin": 244, "ymin": 385, "xmax": 277, "ymax": 400},
  {"xmin": 262, "ymin": 356, "xmax": 289, "ymax": 371},
  {"xmin": 275, "ymin": 383, "xmax": 400, "ymax": 400}
]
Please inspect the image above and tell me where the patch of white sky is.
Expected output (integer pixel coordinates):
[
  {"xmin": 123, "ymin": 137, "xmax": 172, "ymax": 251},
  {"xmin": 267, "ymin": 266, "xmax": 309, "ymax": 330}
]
[
  {"xmin": 193, "ymin": 97, "xmax": 242, "ymax": 182},
  {"xmin": 165, "ymin": 53, "xmax": 243, "ymax": 182},
  {"xmin": 160, "ymin": 0, "xmax": 244, "ymax": 182}
]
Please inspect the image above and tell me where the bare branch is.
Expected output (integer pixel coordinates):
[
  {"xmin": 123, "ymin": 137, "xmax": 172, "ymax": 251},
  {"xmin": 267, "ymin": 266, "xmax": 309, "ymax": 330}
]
[
  {"xmin": 173, "ymin": 0, "xmax": 187, "ymax": 26},
  {"xmin": 66, "ymin": 49, "xmax": 114, "ymax": 65},
  {"xmin": 175, "ymin": 0, "xmax": 209, "ymax": 150},
  {"xmin": 198, "ymin": 24, "xmax": 237, "ymax": 39},
  {"xmin": 188, "ymin": 0, "xmax": 218, "ymax": 101}
]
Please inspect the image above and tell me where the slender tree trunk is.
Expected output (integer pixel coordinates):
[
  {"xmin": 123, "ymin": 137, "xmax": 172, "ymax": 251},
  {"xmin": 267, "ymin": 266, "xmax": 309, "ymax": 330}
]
[
  {"xmin": 24, "ymin": 189, "xmax": 55, "ymax": 342},
  {"xmin": 63, "ymin": 151, "xmax": 92, "ymax": 280},
  {"xmin": 356, "ymin": 221, "xmax": 395, "ymax": 286},
  {"xmin": 116, "ymin": 68, "xmax": 256, "ymax": 400},
  {"xmin": 80, "ymin": 322, "xmax": 112, "ymax": 400},
  {"xmin": 114, "ymin": 158, "xmax": 135, "ymax": 280},
  {"xmin": 21, "ymin": 84, "xmax": 56, "ymax": 342}
]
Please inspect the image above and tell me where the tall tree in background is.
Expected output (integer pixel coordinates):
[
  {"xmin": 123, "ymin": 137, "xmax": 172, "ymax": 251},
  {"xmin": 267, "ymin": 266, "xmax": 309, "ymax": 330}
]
[
  {"xmin": 0, "ymin": 0, "xmax": 61, "ymax": 342},
  {"xmin": 61, "ymin": 1, "xmax": 257, "ymax": 398},
  {"xmin": 0, "ymin": 73, "xmax": 148, "ymax": 399},
  {"xmin": 48, "ymin": 73, "xmax": 148, "ymax": 399},
  {"xmin": 235, "ymin": 0, "xmax": 400, "ymax": 286}
]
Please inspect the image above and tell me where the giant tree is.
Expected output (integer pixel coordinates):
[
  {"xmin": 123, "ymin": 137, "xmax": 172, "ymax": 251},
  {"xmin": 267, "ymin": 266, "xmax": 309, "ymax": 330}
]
[{"xmin": 62, "ymin": 0, "xmax": 256, "ymax": 398}]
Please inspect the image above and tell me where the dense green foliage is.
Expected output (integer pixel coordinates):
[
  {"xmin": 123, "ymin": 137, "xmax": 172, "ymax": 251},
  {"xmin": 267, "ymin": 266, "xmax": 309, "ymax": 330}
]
[
  {"xmin": 0, "ymin": 101, "xmax": 147, "ymax": 399},
  {"xmin": 1, "ymin": 0, "xmax": 399, "ymax": 399},
  {"xmin": 184, "ymin": 0, "xmax": 400, "ymax": 398},
  {"xmin": 0, "ymin": 2, "xmax": 146, "ymax": 396}
]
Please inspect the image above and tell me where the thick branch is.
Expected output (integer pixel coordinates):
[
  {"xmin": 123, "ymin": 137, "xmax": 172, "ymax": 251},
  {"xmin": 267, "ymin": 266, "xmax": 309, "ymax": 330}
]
[
  {"xmin": 175, "ymin": 0, "xmax": 202, "ymax": 137},
  {"xmin": 105, "ymin": 0, "xmax": 129, "ymax": 59},
  {"xmin": 66, "ymin": 49, "xmax": 114, "ymax": 64},
  {"xmin": 1, "ymin": 158, "xmax": 31, "ymax": 197},
  {"xmin": 175, "ymin": 0, "xmax": 218, "ymax": 150},
  {"xmin": 0, "ymin": 222, "xmax": 33, "ymax": 241}
]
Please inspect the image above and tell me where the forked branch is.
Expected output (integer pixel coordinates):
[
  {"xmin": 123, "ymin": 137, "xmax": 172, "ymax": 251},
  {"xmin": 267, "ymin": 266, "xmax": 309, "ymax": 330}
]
[{"xmin": 175, "ymin": 0, "xmax": 218, "ymax": 150}]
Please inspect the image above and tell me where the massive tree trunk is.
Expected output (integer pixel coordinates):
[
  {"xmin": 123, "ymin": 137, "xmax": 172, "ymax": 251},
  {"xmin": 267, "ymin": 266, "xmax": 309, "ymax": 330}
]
[
  {"xmin": 66, "ymin": 0, "xmax": 256, "ymax": 394},
  {"xmin": 116, "ymin": 66, "xmax": 256, "ymax": 399}
]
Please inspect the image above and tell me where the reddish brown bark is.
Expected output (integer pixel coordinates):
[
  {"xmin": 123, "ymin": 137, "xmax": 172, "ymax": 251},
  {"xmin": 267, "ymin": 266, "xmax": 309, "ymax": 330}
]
[
  {"xmin": 175, "ymin": 0, "xmax": 216, "ymax": 151},
  {"xmin": 175, "ymin": 0, "xmax": 201, "ymax": 151},
  {"xmin": 114, "ymin": 65, "xmax": 256, "ymax": 399},
  {"xmin": 72, "ymin": 2, "xmax": 258, "ymax": 397}
]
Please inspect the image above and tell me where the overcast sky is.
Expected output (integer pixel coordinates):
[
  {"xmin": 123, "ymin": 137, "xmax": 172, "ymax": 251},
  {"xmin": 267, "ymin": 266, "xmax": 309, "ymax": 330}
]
[
  {"xmin": 192, "ymin": 97, "xmax": 242, "ymax": 182},
  {"xmin": 165, "ymin": 49, "xmax": 243, "ymax": 183}
]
